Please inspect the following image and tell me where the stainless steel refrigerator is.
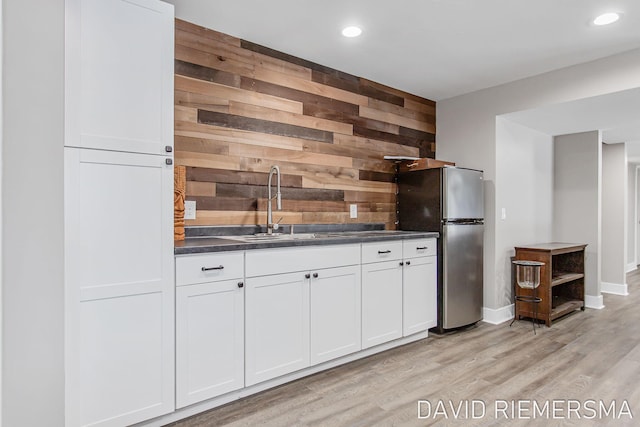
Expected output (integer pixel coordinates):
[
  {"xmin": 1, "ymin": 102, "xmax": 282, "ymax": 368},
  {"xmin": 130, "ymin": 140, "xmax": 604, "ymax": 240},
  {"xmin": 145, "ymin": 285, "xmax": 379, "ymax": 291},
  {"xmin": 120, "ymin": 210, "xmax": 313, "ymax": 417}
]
[{"xmin": 398, "ymin": 166, "xmax": 484, "ymax": 333}]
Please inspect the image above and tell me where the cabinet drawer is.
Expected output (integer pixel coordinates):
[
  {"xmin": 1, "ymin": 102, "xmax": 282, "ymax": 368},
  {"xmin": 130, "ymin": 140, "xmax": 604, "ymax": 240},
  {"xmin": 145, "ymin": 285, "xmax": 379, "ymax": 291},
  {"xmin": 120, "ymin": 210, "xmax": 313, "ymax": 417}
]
[
  {"xmin": 403, "ymin": 238, "xmax": 437, "ymax": 258},
  {"xmin": 176, "ymin": 252, "xmax": 244, "ymax": 286},
  {"xmin": 245, "ymin": 244, "xmax": 360, "ymax": 277},
  {"xmin": 361, "ymin": 241, "xmax": 403, "ymax": 264}
]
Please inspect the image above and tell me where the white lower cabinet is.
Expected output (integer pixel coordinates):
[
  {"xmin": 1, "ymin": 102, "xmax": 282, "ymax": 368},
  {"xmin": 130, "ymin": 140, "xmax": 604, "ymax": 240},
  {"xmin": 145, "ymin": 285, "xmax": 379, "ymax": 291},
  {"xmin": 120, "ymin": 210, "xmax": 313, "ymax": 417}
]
[
  {"xmin": 402, "ymin": 238, "xmax": 437, "ymax": 336},
  {"xmin": 166, "ymin": 238, "xmax": 437, "ymax": 423},
  {"xmin": 310, "ymin": 265, "xmax": 361, "ymax": 365},
  {"xmin": 175, "ymin": 252, "xmax": 244, "ymax": 408},
  {"xmin": 245, "ymin": 271, "xmax": 310, "ymax": 386},
  {"xmin": 175, "ymin": 280, "xmax": 244, "ymax": 408},
  {"xmin": 245, "ymin": 244, "xmax": 361, "ymax": 386},
  {"xmin": 361, "ymin": 259, "xmax": 404, "ymax": 349},
  {"xmin": 402, "ymin": 256, "xmax": 437, "ymax": 336},
  {"xmin": 65, "ymin": 148, "xmax": 175, "ymax": 427}
]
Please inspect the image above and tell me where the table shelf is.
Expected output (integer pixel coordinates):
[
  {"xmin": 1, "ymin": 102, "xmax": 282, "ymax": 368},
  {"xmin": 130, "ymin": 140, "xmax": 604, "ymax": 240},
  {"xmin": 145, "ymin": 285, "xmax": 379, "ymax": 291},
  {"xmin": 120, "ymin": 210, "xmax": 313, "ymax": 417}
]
[
  {"xmin": 514, "ymin": 243, "xmax": 587, "ymax": 327},
  {"xmin": 551, "ymin": 272, "xmax": 584, "ymax": 287}
]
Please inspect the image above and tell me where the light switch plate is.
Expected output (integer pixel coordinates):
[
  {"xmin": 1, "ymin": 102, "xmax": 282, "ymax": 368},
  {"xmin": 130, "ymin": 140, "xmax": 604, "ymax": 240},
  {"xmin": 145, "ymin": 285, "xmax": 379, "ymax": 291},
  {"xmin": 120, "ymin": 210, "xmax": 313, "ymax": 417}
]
[
  {"xmin": 501, "ymin": 207, "xmax": 506, "ymax": 220},
  {"xmin": 350, "ymin": 204, "xmax": 358, "ymax": 219},
  {"xmin": 185, "ymin": 200, "xmax": 196, "ymax": 220}
]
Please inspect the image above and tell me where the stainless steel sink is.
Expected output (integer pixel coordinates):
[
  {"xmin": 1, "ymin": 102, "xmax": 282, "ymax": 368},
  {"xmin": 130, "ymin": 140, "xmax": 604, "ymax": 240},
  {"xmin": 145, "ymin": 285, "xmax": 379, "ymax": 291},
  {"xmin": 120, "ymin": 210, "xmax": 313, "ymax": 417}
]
[
  {"xmin": 223, "ymin": 230, "xmax": 398, "ymax": 243},
  {"xmin": 224, "ymin": 233, "xmax": 318, "ymax": 242},
  {"xmin": 315, "ymin": 230, "xmax": 397, "ymax": 238}
]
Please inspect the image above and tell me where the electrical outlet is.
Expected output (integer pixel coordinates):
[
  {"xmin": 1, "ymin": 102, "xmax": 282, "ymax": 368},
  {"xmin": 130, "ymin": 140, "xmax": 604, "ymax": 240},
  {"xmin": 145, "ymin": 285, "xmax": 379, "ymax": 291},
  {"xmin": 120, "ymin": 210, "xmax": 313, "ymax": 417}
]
[
  {"xmin": 350, "ymin": 204, "xmax": 358, "ymax": 219},
  {"xmin": 501, "ymin": 207, "xmax": 506, "ymax": 220},
  {"xmin": 185, "ymin": 200, "xmax": 196, "ymax": 220}
]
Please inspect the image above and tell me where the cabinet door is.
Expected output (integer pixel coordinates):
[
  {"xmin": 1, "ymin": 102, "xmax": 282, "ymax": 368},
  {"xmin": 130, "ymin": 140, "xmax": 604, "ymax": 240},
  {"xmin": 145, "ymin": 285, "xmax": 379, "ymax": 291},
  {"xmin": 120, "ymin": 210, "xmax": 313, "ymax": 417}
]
[
  {"xmin": 245, "ymin": 272, "xmax": 310, "ymax": 386},
  {"xmin": 361, "ymin": 260, "xmax": 403, "ymax": 349},
  {"xmin": 176, "ymin": 280, "xmax": 244, "ymax": 408},
  {"xmin": 403, "ymin": 256, "xmax": 437, "ymax": 336},
  {"xmin": 310, "ymin": 266, "xmax": 361, "ymax": 365},
  {"xmin": 65, "ymin": 0, "xmax": 174, "ymax": 155},
  {"xmin": 64, "ymin": 148, "xmax": 174, "ymax": 427}
]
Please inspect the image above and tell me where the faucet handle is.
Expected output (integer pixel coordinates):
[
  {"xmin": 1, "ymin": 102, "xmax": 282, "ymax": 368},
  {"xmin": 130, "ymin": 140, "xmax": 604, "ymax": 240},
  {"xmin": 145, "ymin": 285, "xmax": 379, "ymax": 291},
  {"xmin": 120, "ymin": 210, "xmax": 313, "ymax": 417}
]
[{"xmin": 273, "ymin": 217, "xmax": 283, "ymax": 231}]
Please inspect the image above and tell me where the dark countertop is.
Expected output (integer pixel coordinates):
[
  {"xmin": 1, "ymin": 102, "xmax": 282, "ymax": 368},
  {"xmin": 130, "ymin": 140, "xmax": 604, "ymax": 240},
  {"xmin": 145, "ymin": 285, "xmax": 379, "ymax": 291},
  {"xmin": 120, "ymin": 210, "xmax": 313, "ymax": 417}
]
[{"xmin": 175, "ymin": 230, "xmax": 439, "ymax": 255}]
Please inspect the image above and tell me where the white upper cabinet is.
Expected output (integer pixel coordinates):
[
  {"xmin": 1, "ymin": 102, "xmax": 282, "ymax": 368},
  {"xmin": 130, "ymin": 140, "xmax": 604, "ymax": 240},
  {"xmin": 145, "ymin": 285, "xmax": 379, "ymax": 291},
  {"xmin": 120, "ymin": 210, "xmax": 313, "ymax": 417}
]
[{"xmin": 65, "ymin": 0, "xmax": 174, "ymax": 155}]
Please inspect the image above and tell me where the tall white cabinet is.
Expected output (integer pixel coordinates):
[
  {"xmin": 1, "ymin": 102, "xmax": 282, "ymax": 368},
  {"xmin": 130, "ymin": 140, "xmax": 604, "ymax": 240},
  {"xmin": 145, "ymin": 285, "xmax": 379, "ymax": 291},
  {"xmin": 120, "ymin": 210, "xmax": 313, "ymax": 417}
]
[{"xmin": 64, "ymin": 1, "xmax": 175, "ymax": 426}]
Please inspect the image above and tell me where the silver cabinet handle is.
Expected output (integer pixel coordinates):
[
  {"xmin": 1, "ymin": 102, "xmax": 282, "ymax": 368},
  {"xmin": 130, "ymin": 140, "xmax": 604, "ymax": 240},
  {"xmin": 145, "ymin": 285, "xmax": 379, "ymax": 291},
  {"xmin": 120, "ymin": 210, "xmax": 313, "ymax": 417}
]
[{"xmin": 201, "ymin": 265, "xmax": 224, "ymax": 271}]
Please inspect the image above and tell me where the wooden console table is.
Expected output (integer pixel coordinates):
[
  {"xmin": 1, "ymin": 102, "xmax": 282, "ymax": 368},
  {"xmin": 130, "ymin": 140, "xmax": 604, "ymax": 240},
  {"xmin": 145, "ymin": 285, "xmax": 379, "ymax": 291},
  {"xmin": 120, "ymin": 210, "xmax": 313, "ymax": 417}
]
[{"xmin": 514, "ymin": 243, "xmax": 586, "ymax": 326}]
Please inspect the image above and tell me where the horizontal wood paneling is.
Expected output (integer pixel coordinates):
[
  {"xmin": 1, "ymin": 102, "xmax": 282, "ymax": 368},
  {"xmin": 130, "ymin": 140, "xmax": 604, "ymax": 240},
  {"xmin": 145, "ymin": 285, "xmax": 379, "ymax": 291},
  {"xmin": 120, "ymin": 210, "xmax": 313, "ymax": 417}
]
[
  {"xmin": 174, "ymin": 19, "xmax": 436, "ymax": 228},
  {"xmin": 198, "ymin": 110, "xmax": 334, "ymax": 143}
]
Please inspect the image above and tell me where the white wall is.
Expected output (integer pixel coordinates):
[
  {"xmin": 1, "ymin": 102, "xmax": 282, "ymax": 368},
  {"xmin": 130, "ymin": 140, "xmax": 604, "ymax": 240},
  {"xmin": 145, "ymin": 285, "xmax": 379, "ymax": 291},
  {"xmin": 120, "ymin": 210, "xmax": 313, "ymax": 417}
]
[
  {"xmin": 0, "ymin": 1, "xmax": 3, "ymax": 423},
  {"xmin": 628, "ymin": 162, "xmax": 637, "ymax": 271},
  {"xmin": 438, "ymin": 48, "xmax": 640, "ymax": 311},
  {"xmin": 637, "ymin": 170, "xmax": 640, "ymax": 270},
  {"xmin": 494, "ymin": 117, "xmax": 553, "ymax": 308},
  {"xmin": 553, "ymin": 132, "xmax": 602, "ymax": 301},
  {"xmin": 2, "ymin": 0, "xmax": 65, "ymax": 425},
  {"xmin": 600, "ymin": 143, "xmax": 627, "ymax": 289}
]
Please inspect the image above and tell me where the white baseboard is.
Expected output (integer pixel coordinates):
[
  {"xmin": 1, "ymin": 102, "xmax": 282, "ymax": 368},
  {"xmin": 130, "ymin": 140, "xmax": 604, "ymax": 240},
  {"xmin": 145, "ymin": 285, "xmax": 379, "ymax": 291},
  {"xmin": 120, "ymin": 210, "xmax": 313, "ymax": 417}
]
[
  {"xmin": 601, "ymin": 281, "xmax": 629, "ymax": 296},
  {"xmin": 585, "ymin": 294, "xmax": 604, "ymax": 309},
  {"xmin": 482, "ymin": 304, "xmax": 514, "ymax": 325},
  {"xmin": 627, "ymin": 263, "xmax": 637, "ymax": 273}
]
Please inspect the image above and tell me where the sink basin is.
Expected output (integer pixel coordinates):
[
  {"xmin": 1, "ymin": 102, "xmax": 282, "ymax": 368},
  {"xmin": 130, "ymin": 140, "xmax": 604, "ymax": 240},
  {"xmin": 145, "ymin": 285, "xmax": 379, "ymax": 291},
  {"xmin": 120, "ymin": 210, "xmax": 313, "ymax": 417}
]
[
  {"xmin": 315, "ymin": 230, "xmax": 397, "ymax": 238},
  {"xmin": 224, "ymin": 233, "xmax": 318, "ymax": 242},
  {"xmin": 222, "ymin": 230, "xmax": 399, "ymax": 243}
]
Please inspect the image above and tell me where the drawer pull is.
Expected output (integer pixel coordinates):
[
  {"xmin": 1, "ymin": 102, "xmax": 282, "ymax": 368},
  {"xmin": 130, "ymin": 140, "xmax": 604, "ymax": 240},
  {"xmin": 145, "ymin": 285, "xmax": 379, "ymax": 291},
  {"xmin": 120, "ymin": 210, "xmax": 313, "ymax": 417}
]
[
  {"xmin": 399, "ymin": 262, "xmax": 404, "ymax": 266},
  {"xmin": 305, "ymin": 273, "xmax": 311, "ymax": 279},
  {"xmin": 378, "ymin": 250, "xmax": 391, "ymax": 254},
  {"xmin": 313, "ymin": 272, "xmax": 319, "ymax": 278},
  {"xmin": 406, "ymin": 261, "xmax": 411, "ymax": 266},
  {"xmin": 201, "ymin": 265, "xmax": 224, "ymax": 271},
  {"xmin": 237, "ymin": 281, "xmax": 244, "ymax": 288},
  {"xmin": 416, "ymin": 246, "xmax": 428, "ymax": 250}
]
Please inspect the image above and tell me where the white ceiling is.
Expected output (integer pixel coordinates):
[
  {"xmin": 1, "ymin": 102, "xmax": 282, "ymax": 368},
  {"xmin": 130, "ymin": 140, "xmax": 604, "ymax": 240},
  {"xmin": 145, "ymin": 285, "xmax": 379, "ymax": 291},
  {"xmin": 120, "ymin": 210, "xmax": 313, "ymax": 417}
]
[
  {"xmin": 166, "ymin": 0, "xmax": 640, "ymax": 101},
  {"xmin": 503, "ymin": 88, "xmax": 640, "ymax": 143},
  {"xmin": 166, "ymin": 0, "xmax": 640, "ymax": 155},
  {"xmin": 503, "ymin": 88, "xmax": 640, "ymax": 161}
]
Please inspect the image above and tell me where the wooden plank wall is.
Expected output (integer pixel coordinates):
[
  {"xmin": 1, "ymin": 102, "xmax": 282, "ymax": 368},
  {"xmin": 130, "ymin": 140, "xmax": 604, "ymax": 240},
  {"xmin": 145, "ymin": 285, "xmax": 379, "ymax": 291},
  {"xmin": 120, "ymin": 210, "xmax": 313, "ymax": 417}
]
[{"xmin": 174, "ymin": 19, "xmax": 436, "ymax": 229}]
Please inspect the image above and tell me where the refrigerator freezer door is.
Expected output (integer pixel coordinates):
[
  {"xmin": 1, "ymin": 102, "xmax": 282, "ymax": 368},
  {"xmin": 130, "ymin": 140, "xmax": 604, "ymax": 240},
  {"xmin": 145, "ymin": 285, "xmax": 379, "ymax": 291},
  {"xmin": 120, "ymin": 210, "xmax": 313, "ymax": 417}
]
[
  {"xmin": 443, "ymin": 168, "xmax": 484, "ymax": 220},
  {"xmin": 442, "ymin": 223, "xmax": 483, "ymax": 329}
]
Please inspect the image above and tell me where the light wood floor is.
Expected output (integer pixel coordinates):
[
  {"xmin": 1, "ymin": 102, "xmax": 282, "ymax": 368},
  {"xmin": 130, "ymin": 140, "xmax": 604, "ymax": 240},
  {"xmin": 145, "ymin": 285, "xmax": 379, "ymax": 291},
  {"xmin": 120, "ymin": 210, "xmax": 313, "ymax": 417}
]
[{"xmin": 168, "ymin": 270, "xmax": 640, "ymax": 427}]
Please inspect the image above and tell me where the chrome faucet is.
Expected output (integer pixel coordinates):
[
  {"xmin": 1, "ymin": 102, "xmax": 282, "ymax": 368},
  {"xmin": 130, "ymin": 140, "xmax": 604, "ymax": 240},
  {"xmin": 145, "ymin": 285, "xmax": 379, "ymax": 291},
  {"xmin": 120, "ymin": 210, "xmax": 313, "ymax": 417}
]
[{"xmin": 266, "ymin": 165, "xmax": 282, "ymax": 235}]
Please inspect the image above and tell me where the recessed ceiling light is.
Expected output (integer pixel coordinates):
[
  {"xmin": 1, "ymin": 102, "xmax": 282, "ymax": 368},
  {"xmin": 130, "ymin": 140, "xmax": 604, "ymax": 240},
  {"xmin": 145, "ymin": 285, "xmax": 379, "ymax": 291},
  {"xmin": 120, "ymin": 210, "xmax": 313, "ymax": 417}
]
[
  {"xmin": 593, "ymin": 12, "xmax": 620, "ymax": 26},
  {"xmin": 342, "ymin": 26, "xmax": 362, "ymax": 38}
]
